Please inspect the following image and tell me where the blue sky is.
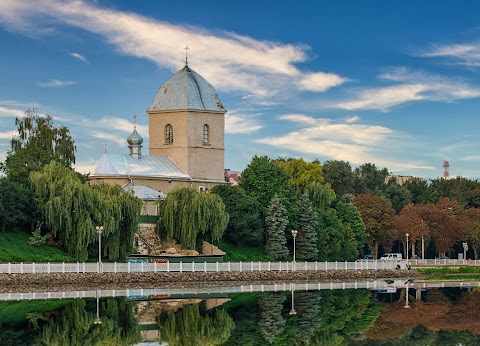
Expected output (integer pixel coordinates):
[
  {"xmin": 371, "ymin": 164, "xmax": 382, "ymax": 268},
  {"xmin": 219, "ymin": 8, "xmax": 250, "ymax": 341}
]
[{"xmin": 1, "ymin": 1, "xmax": 480, "ymax": 179}]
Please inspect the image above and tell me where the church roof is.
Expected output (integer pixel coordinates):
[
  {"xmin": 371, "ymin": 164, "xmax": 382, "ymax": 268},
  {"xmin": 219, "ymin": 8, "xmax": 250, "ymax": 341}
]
[
  {"xmin": 89, "ymin": 154, "xmax": 191, "ymax": 180},
  {"xmin": 147, "ymin": 66, "xmax": 226, "ymax": 112},
  {"xmin": 123, "ymin": 185, "xmax": 166, "ymax": 201}
]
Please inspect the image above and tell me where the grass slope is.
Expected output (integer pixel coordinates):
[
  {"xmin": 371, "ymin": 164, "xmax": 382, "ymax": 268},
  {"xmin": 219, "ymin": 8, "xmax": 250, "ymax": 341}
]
[
  {"xmin": 0, "ymin": 231, "xmax": 76, "ymax": 263},
  {"xmin": 0, "ymin": 299, "xmax": 72, "ymax": 325},
  {"xmin": 215, "ymin": 240, "xmax": 273, "ymax": 261}
]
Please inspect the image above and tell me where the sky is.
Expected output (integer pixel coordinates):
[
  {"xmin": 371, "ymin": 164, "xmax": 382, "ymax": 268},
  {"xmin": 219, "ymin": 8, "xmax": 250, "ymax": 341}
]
[{"xmin": 1, "ymin": 0, "xmax": 480, "ymax": 179}]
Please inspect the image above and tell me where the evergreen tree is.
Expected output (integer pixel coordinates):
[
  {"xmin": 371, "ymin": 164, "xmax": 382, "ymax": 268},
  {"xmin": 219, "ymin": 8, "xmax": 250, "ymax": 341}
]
[
  {"xmin": 265, "ymin": 195, "xmax": 289, "ymax": 260},
  {"xmin": 295, "ymin": 291, "xmax": 321, "ymax": 344},
  {"xmin": 258, "ymin": 293, "xmax": 286, "ymax": 344},
  {"xmin": 296, "ymin": 192, "xmax": 318, "ymax": 261}
]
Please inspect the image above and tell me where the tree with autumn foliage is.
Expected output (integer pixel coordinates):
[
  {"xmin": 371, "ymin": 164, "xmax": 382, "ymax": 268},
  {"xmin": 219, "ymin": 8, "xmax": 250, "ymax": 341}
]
[
  {"xmin": 416, "ymin": 201, "xmax": 464, "ymax": 258},
  {"xmin": 396, "ymin": 204, "xmax": 429, "ymax": 259},
  {"xmin": 353, "ymin": 193, "xmax": 396, "ymax": 259},
  {"xmin": 464, "ymin": 208, "xmax": 480, "ymax": 259}
]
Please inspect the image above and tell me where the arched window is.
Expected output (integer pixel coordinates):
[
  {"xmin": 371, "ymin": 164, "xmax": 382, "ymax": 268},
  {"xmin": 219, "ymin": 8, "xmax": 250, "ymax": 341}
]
[
  {"xmin": 202, "ymin": 124, "xmax": 210, "ymax": 144},
  {"xmin": 165, "ymin": 124, "xmax": 173, "ymax": 144}
]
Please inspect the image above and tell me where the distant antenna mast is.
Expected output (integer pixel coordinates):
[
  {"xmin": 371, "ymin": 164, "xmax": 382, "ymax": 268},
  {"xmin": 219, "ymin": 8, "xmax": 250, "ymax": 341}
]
[{"xmin": 443, "ymin": 160, "xmax": 450, "ymax": 179}]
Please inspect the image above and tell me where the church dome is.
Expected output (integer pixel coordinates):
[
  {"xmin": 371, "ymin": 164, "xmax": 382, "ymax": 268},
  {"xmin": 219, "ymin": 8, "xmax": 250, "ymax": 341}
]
[
  {"xmin": 127, "ymin": 128, "xmax": 143, "ymax": 145},
  {"xmin": 147, "ymin": 66, "xmax": 226, "ymax": 112}
]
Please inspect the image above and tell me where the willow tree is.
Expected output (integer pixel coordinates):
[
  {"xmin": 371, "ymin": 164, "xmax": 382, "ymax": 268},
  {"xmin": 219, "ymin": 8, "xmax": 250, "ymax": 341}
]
[
  {"xmin": 157, "ymin": 187, "xmax": 229, "ymax": 250},
  {"xmin": 30, "ymin": 161, "xmax": 141, "ymax": 261},
  {"xmin": 158, "ymin": 304, "xmax": 234, "ymax": 346}
]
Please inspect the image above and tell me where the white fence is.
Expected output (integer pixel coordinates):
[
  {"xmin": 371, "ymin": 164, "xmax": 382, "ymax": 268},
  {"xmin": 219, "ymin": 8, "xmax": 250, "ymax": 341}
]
[{"xmin": 0, "ymin": 260, "xmax": 406, "ymax": 274}]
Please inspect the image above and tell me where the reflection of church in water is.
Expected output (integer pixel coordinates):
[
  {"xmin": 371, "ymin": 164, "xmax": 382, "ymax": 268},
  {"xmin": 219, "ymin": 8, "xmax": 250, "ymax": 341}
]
[{"xmin": 89, "ymin": 61, "xmax": 227, "ymax": 213}]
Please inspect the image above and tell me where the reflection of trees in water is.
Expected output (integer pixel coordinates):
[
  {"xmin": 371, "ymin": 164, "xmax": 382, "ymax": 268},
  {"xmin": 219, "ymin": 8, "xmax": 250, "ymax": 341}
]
[
  {"xmin": 158, "ymin": 303, "xmax": 234, "ymax": 346},
  {"xmin": 258, "ymin": 293, "xmax": 287, "ymax": 343},
  {"xmin": 294, "ymin": 291, "xmax": 321, "ymax": 344},
  {"xmin": 34, "ymin": 298, "xmax": 141, "ymax": 346}
]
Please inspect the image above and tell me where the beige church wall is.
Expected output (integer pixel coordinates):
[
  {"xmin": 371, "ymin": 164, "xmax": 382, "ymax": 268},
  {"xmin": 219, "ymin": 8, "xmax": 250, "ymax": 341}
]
[
  {"xmin": 188, "ymin": 148, "xmax": 225, "ymax": 181},
  {"xmin": 141, "ymin": 201, "xmax": 158, "ymax": 216}
]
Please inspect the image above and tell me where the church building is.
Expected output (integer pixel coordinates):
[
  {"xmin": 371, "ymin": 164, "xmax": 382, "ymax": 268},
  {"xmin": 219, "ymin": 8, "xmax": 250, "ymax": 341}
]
[{"xmin": 88, "ymin": 63, "xmax": 227, "ymax": 208}]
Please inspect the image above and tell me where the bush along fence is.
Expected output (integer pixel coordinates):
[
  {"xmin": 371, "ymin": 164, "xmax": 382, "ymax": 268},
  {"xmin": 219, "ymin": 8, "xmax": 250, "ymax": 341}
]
[{"xmin": 0, "ymin": 260, "xmax": 409, "ymax": 274}]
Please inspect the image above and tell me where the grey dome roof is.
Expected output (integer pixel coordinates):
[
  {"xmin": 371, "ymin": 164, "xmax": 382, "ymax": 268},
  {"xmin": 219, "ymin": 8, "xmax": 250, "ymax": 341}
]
[
  {"xmin": 147, "ymin": 66, "xmax": 226, "ymax": 112},
  {"xmin": 127, "ymin": 128, "xmax": 143, "ymax": 145}
]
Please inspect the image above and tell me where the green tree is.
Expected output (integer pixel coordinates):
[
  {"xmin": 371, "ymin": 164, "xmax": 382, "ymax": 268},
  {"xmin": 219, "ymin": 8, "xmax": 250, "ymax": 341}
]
[
  {"xmin": 403, "ymin": 178, "xmax": 435, "ymax": 205},
  {"xmin": 354, "ymin": 163, "xmax": 389, "ymax": 195},
  {"xmin": 158, "ymin": 304, "xmax": 234, "ymax": 346},
  {"xmin": 30, "ymin": 161, "xmax": 141, "ymax": 261},
  {"xmin": 158, "ymin": 187, "xmax": 229, "ymax": 250},
  {"xmin": 211, "ymin": 184, "xmax": 263, "ymax": 246},
  {"xmin": 240, "ymin": 156, "xmax": 297, "ymax": 224},
  {"xmin": 265, "ymin": 195, "xmax": 289, "ymax": 260},
  {"xmin": 1, "ymin": 108, "xmax": 76, "ymax": 186},
  {"xmin": 335, "ymin": 201, "xmax": 367, "ymax": 255},
  {"xmin": 296, "ymin": 193, "xmax": 318, "ymax": 261},
  {"xmin": 383, "ymin": 179, "xmax": 412, "ymax": 213},
  {"xmin": 0, "ymin": 179, "xmax": 35, "ymax": 232},
  {"xmin": 306, "ymin": 182, "xmax": 336, "ymax": 210},
  {"xmin": 353, "ymin": 193, "xmax": 396, "ymax": 259},
  {"xmin": 258, "ymin": 293, "xmax": 286, "ymax": 344},
  {"xmin": 274, "ymin": 158, "xmax": 324, "ymax": 196},
  {"xmin": 294, "ymin": 291, "xmax": 321, "ymax": 344},
  {"xmin": 322, "ymin": 160, "xmax": 356, "ymax": 197}
]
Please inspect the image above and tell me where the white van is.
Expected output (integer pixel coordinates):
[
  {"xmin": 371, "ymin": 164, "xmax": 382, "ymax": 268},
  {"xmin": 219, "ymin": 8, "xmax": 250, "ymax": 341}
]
[{"xmin": 380, "ymin": 253, "xmax": 402, "ymax": 260}]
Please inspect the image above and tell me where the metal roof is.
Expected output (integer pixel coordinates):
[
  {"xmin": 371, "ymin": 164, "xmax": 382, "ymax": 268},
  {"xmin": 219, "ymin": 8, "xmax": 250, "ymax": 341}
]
[
  {"xmin": 123, "ymin": 185, "xmax": 166, "ymax": 201},
  {"xmin": 89, "ymin": 154, "xmax": 191, "ymax": 179},
  {"xmin": 147, "ymin": 66, "xmax": 226, "ymax": 112}
]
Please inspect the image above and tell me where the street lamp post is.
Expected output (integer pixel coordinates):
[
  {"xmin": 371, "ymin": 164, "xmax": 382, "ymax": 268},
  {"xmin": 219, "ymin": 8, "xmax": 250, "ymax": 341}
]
[
  {"xmin": 291, "ymin": 229, "xmax": 298, "ymax": 271},
  {"xmin": 94, "ymin": 289, "xmax": 102, "ymax": 325},
  {"xmin": 463, "ymin": 242, "xmax": 469, "ymax": 263},
  {"xmin": 406, "ymin": 233, "xmax": 409, "ymax": 260},
  {"xmin": 289, "ymin": 283, "xmax": 296, "ymax": 315},
  {"xmin": 96, "ymin": 226, "xmax": 104, "ymax": 273}
]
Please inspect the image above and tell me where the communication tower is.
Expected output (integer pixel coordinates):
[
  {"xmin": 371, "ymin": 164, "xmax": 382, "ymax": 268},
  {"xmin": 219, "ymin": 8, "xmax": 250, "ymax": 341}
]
[{"xmin": 443, "ymin": 160, "xmax": 449, "ymax": 180}]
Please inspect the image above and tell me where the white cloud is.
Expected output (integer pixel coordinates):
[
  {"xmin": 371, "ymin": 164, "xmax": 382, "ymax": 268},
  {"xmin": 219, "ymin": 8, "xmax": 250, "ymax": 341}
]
[
  {"xmin": 96, "ymin": 117, "xmax": 148, "ymax": 135},
  {"xmin": 90, "ymin": 131, "xmax": 125, "ymax": 146},
  {"xmin": 36, "ymin": 79, "xmax": 77, "ymax": 87},
  {"xmin": 0, "ymin": 0, "xmax": 347, "ymax": 103},
  {"xmin": 344, "ymin": 115, "xmax": 359, "ymax": 123},
  {"xmin": 335, "ymin": 68, "xmax": 480, "ymax": 110},
  {"xmin": 421, "ymin": 43, "xmax": 480, "ymax": 66},
  {"xmin": 225, "ymin": 112, "xmax": 262, "ymax": 134},
  {"xmin": 298, "ymin": 72, "xmax": 346, "ymax": 92},
  {"xmin": 0, "ymin": 105, "xmax": 24, "ymax": 118},
  {"xmin": 278, "ymin": 114, "xmax": 319, "ymax": 125},
  {"xmin": 69, "ymin": 52, "xmax": 87, "ymax": 62},
  {"xmin": 256, "ymin": 116, "xmax": 431, "ymax": 171},
  {"xmin": 0, "ymin": 130, "xmax": 17, "ymax": 139}
]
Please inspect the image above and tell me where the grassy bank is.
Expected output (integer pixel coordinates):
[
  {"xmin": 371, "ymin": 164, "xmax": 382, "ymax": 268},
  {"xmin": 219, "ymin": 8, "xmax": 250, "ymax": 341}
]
[
  {"xmin": 215, "ymin": 240, "xmax": 273, "ymax": 261},
  {"xmin": 0, "ymin": 231, "xmax": 76, "ymax": 263},
  {"xmin": 418, "ymin": 267, "xmax": 480, "ymax": 280}
]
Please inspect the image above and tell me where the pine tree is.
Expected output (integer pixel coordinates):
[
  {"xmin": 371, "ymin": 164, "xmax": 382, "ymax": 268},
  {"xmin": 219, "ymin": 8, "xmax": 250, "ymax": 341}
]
[
  {"xmin": 296, "ymin": 192, "xmax": 318, "ymax": 261},
  {"xmin": 258, "ymin": 293, "xmax": 286, "ymax": 344},
  {"xmin": 265, "ymin": 195, "xmax": 289, "ymax": 260}
]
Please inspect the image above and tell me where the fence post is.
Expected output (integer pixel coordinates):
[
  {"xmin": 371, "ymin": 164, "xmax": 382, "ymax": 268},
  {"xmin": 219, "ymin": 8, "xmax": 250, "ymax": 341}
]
[
  {"xmin": 128, "ymin": 262, "xmax": 131, "ymax": 273},
  {"xmin": 335, "ymin": 261, "xmax": 338, "ymax": 270},
  {"xmin": 77, "ymin": 262, "xmax": 79, "ymax": 273},
  {"xmin": 259, "ymin": 261, "xmax": 261, "ymax": 271},
  {"xmin": 374, "ymin": 260, "xmax": 377, "ymax": 270},
  {"xmin": 8, "ymin": 262, "xmax": 11, "ymax": 274},
  {"xmin": 315, "ymin": 261, "xmax": 318, "ymax": 271},
  {"xmin": 192, "ymin": 262, "xmax": 195, "ymax": 272},
  {"xmin": 355, "ymin": 261, "xmax": 357, "ymax": 271},
  {"xmin": 62, "ymin": 262, "xmax": 65, "ymax": 274},
  {"xmin": 268, "ymin": 261, "xmax": 271, "ymax": 271},
  {"xmin": 141, "ymin": 262, "xmax": 144, "ymax": 273},
  {"xmin": 48, "ymin": 262, "xmax": 51, "ymax": 274},
  {"xmin": 345, "ymin": 261, "xmax": 348, "ymax": 271},
  {"xmin": 305, "ymin": 261, "xmax": 307, "ymax": 271},
  {"xmin": 216, "ymin": 262, "xmax": 219, "ymax": 272},
  {"xmin": 114, "ymin": 262, "xmax": 117, "ymax": 273},
  {"xmin": 279, "ymin": 261, "xmax": 282, "ymax": 271},
  {"xmin": 20, "ymin": 262, "xmax": 23, "ymax": 274},
  {"xmin": 228, "ymin": 262, "xmax": 231, "ymax": 272},
  {"xmin": 240, "ymin": 262, "xmax": 242, "ymax": 272},
  {"xmin": 325, "ymin": 261, "xmax": 327, "ymax": 271},
  {"xmin": 366, "ymin": 260, "xmax": 369, "ymax": 270},
  {"xmin": 180, "ymin": 262, "xmax": 183, "ymax": 273},
  {"xmin": 251, "ymin": 261, "xmax": 254, "ymax": 272},
  {"xmin": 83, "ymin": 262, "xmax": 86, "ymax": 273},
  {"xmin": 204, "ymin": 261, "xmax": 207, "ymax": 272},
  {"xmin": 32, "ymin": 262, "xmax": 35, "ymax": 274}
]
